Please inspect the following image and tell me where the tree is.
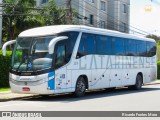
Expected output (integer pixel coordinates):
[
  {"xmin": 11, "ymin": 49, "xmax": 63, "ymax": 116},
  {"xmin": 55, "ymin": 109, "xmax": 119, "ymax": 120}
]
[
  {"xmin": 2, "ymin": 0, "xmax": 43, "ymax": 42},
  {"xmin": 146, "ymin": 34, "xmax": 160, "ymax": 43},
  {"xmin": 2, "ymin": 0, "xmax": 67, "ymax": 43},
  {"xmin": 40, "ymin": 0, "xmax": 66, "ymax": 25}
]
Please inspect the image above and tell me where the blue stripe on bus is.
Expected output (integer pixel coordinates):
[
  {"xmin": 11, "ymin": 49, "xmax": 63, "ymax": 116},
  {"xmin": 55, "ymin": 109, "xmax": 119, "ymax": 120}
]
[
  {"xmin": 48, "ymin": 79, "xmax": 55, "ymax": 90},
  {"xmin": 48, "ymin": 72, "xmax": 55, "ymax": 77},
  {"xmin": 48, "ymin": 72, "xmax": 55, "ymax": 90}
]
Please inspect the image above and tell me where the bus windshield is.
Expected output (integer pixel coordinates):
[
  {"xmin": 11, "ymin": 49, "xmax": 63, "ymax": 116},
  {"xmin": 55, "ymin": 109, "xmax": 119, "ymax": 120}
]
[{"xmin": 12, "ymin": 36, "xmax": 55, "ymax": 72}]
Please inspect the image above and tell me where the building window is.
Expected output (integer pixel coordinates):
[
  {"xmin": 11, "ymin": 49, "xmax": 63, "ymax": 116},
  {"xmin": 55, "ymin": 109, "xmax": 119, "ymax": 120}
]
[
  {"xmin": 41, "ymin": 0, "xmax": 48, "ymax": 4},
  {"xmin": 100, "ymin": 20, "xmax": 105, "ymax": 28},
  {"xmin": 122, "ymin": 4, "xmax": 127, "ymax": 13},
  {"xmin": 122, "ymin": 23, "xmax": 126, "ymax": 32},
  {"xmin": 87, "ymin": 0, "xmax": 94, "ymax": 3},
  {"xmin": 89, "ymin": 14, "xmax": 94, "ymax": 25},
  {"xmin": 100, "ymin": 1, "xmax": 106, "ymax": 11}
]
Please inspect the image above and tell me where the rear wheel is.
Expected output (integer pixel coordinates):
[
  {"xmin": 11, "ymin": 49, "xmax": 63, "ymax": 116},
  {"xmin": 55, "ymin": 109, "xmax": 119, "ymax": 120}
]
[
  {"xmin": 133, "ymin": 74, "xmax": 143, "ymax": 90},
  {"xmin": 74, "ymin": 77, "xmax": 86, "ymax": 97}
]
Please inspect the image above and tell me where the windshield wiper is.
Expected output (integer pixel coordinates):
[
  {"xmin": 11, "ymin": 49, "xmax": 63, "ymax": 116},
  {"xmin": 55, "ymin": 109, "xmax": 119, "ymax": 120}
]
[
  {"xmin": 16, "ymin": 55, "xmax": 27, "ymax": 72},
  {"xmin": 16, "ymin": 61, "xmax": 25, "ymax": 72}
]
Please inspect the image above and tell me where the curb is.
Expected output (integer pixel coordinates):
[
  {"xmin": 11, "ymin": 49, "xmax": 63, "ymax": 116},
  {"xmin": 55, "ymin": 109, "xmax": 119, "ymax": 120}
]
[
  {"xmin": 0, "ymin": 95, "xmax": 38, "ymax": 102},
  {"xmin": 144, "ymin": 80, "xmax": 160, "ymax": 86},
  {"xmin": 0, "ymin": 91, "xmax": 11, "ymax": 94}
]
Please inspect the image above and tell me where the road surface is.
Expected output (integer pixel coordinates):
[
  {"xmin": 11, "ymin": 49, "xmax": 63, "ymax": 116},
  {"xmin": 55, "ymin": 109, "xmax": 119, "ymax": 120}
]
[{"xmin": 0, "ymin": 84, "xmax": 160, "ymax": 111}]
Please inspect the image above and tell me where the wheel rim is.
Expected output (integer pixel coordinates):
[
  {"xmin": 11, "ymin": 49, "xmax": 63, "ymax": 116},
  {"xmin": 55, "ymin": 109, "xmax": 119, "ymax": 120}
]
[{"xmin": 76, "ymin": 79, "xmax": 85, "ymax": 93}]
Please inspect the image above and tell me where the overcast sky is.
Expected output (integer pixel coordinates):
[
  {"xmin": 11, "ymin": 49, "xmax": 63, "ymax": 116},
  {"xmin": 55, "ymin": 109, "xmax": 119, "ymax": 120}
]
[{"xmin": 130, "ymin": 0, "xmax": 160, "ymax": 36}]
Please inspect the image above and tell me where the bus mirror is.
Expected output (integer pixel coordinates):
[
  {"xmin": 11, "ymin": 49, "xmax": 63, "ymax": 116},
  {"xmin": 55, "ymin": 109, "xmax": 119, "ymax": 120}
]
[
  {"xmin": 2, "ymin": 40, "xmax": 16, "ymax": 56},
  {"xmin": 49, "ymin": 36, "xmax": 68, "ymax": 54}
]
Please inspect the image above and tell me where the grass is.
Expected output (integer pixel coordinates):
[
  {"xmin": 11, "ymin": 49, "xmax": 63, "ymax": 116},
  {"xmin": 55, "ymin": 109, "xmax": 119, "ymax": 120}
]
[{"xmin": 0, "ymin": 88, "xmax": 10, "ymax": 92}]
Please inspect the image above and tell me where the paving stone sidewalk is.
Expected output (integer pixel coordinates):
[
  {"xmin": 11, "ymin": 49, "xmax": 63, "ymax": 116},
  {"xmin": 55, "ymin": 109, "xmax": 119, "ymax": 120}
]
[{"xmin": 0, "ymin": 80, "xmax": 160, "ymax": 102}]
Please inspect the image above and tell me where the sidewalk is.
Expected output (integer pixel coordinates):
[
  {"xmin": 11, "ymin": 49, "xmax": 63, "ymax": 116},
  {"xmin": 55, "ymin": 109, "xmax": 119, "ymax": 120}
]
[
  {"xmin": 0, "ymin": 80, "xmax": 160, "ymax": 102},
  {"xmin": 144, "ymin": 80, "xmax": 160, "ymax": 85},
  {"xmin": 0, "ymin": 92, "xmax": 37, "ymax": 102}
]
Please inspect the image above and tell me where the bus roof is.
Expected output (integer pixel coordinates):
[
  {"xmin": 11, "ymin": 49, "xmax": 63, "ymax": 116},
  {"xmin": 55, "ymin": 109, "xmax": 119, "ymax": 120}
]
[{"xmin": 18, "ymin": 25, "xmax": 155, "ymax": 42}]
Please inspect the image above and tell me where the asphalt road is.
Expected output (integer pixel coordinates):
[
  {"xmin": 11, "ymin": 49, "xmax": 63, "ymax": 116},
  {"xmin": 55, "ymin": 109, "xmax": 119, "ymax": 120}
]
[{"xmin": 0, "ymin": 84, "xmax": 160, "ymax": 111}]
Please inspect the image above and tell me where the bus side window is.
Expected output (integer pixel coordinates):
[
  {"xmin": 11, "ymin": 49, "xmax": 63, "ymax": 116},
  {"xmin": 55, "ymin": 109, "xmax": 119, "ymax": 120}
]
[
  {"xmin": 137, "ymin": 41, "xmax": 147, "ymax": 57},
  {"xmin": 77, "ymin": 33, "xmax": 96, "ymax": 58},
  {"xmin": 55, "ymin": 42, "xmax": 66, "ymax": 69},
  {"xmin": 125, "ymin": 39, "xmax": 137, "ymax": 56},
  {"xmin": 147, "ymin": 42, "xmax": 156, "ymax": 57},
  {"xmin": 112, "ymin": 37, "xmax": 125, "ymax": 55},
  {"xmin": 96, "ymin": 35, "xmax": 111, "ymax": 55}
]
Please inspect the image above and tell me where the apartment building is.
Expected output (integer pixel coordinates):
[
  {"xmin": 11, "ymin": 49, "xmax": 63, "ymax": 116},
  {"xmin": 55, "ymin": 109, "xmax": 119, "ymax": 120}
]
[{"xmin": 36, "ymin": 0, "xmax": 130, "ymax": 33}]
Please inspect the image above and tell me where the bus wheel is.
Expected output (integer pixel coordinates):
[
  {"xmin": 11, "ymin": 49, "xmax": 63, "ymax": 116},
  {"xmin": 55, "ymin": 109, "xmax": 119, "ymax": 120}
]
[
  {"xmin": 133, "ymin": 74, "xmax": 143, "ymax": 90},
  {"xmin": 74, "ymin": 77, "xmax": 86, "ymax": 97}
]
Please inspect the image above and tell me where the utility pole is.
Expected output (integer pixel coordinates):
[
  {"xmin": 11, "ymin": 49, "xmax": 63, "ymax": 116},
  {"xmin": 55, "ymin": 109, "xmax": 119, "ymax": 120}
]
[{"xmin": 66, "ymin": 0, "xmax": 72, "ymax": 24}]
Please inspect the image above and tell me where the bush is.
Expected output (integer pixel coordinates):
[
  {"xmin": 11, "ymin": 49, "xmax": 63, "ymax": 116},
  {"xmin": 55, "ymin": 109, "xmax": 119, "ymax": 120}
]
[
  {"xmin": 0, "ymin": 50, "xmax": 12, "ymax": 87},
  {"xmin": 157, "ymin": 44, "xmax": 160, "ymax": 61},
  {"xmin": 158, "ymin": 61, "xmax": 160, "ymax": 79}
]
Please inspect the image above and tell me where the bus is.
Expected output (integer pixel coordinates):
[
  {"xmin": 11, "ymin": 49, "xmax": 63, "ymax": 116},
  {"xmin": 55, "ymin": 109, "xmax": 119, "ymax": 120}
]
[{"xmin": 2, "ymin": 25, "xmax": 157, "ymax": 97}]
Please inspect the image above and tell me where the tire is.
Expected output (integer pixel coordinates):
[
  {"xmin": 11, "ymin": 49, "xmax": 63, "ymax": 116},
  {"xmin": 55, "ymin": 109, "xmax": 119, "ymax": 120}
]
[
  {"xmin": 74, "ymin": 77, "xmax": 86, "ymax": 97},
  {"xmin": 133, "ymin": 74, "xmax": 143, "ymax": 90}
]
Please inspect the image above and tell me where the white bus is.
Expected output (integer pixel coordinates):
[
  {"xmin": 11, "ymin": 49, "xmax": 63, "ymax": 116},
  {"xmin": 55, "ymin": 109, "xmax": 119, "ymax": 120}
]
[{"xmin": 2, "ymin": 25, "xmax": 157, "ymax": 97}]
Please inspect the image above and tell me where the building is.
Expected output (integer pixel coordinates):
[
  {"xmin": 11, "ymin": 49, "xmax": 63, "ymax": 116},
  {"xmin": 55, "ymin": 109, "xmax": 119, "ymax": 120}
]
[{"xmin": 36, "ymin": 0, "xmax": 130, "ymax": 33}]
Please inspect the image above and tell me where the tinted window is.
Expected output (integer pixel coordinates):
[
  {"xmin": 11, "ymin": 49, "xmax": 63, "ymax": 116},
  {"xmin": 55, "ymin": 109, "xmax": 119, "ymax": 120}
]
[
  {"xmin": 147, "ymin": 42, "xmax": 156, "ymax": 57},
  {"xmin": 54, "ymin": 41, "xmax": 66, "ymax": 69},
  {"xmin": 96, "ymin": 35, "xmax": 111, "ymax": 55},
  {"xmin": 112, "ymin": 37, "xmax": 125, "ymax": 55},
  {"xmin": 137, "ymin": 41, "xmax": 147, "ymax": 56},
  {"xmin": 58, "ymin": 32, "xmax": 79, "ymax": 62},
  {"xmin": 77, "ymin": 33, "xmax": 96, "ymax": 58},
  {"xmin": 125, "ymin": 39, "xmax": 137, "ymax": 56}
]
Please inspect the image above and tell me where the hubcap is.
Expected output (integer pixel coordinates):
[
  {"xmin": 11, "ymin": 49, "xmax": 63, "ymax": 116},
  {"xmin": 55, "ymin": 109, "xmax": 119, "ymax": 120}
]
[{"xmin": 77, "ymin": 80, "xmax": 85, "ymax": 93}]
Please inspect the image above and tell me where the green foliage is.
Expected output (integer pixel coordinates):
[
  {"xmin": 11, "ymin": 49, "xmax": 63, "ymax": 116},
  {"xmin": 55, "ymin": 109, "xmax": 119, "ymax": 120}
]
[
  {"xmin": 0, "ymin": 50, "xmax": 12, "ymax": 87},
  {"xmin": 2, "ymin": 0, "xmax": 67, "ymax": 43},
  {"xmin": 0, "ymin": 88, "xmax": 10, "ymax": 92},
  {"xmin": 157, "ymin": 44, "xmax": 160, "ymax": 61},
  {"xmin": 2, "ymin": 0, "xmax": 42, "ymax": 42},
  {"xmin": 40, "ymin": 0, "xmax": 66, "ymax": 25},
  {"xmin": 158, "ymin": 61, "xmax": 160, "ymax": 79},
  {"xmin": 146, "ymin": 35, "xmax": 160, "ymax": 43}
]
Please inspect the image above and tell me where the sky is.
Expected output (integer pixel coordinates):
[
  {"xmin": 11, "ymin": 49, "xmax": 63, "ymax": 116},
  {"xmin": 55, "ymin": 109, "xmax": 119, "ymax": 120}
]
[{"xmin": 130, "ymin": 0, "xmax": 160, "ymax": 36}]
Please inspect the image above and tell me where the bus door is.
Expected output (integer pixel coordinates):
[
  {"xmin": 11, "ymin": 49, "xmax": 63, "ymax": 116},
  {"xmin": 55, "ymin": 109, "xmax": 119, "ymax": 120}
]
[{"xmin": 54, "ymin": 41, "xmax": 67, "ymax": 92}]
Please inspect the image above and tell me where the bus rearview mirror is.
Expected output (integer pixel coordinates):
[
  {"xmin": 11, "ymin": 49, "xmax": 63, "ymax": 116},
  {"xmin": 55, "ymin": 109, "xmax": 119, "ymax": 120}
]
[
  {"xmin": 48, "ymin": 36, "xmax": 68, "ymax": 54},
  {"xmin": 2, "ymin": 40, "xmax": 16, "ymax": 56}
]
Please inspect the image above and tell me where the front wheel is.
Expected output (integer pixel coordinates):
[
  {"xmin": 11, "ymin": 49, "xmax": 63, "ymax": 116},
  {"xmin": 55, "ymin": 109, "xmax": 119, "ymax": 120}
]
[{"xmin": 74, "ymin": 77, "xmax": 86, "ymax": 97}]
